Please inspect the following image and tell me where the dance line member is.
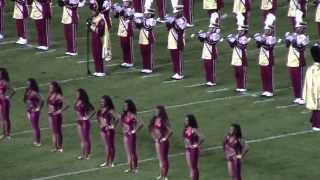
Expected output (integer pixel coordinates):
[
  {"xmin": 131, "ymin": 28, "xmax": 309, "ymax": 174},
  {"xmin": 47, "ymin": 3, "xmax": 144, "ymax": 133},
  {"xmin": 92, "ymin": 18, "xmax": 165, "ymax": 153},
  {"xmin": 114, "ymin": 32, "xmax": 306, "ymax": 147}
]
[
  {"xmin": 97, "ymin": 95, "xmax": 120, "ymax": 167},
  {"xmin": 47, "ymin": 81, "xmax": 69, "ymax": 152},
  {"xmin": 121, "ymin": 99, "xmax": 143, "ymax": 174},
  {"xmin": 223, "ymin": 124, "xmax": 249, "ymax": 180},
  {"xmin": 24, "ymin": 78, "xmax": 44, "ymax": 147},
  {"xmin": 74, "ymin": 88, "xmax": 95, "ymax": 160},
  {"xmin": 149, "ymin": 106, "xmax": 173, "ymax": 180},
  {"xmin": 303, "ymin": 44, "xmax": 320, "ymax": 131},
  {"xmin": 183, "ymin": 114, "xmax": 205, "ymax": 180},
  {"xmin": 0, "ymin": 68, "xmax": 15, "ymax": 140}
]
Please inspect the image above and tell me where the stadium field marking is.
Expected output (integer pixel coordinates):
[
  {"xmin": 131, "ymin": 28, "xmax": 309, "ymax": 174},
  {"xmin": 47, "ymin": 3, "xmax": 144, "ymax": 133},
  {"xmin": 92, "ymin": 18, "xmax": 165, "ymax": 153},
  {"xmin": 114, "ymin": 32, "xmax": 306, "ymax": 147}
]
[
  {"xmin": 77, "ymin": 60, "xmax": 94, "ymax": 63},
  {"xmin": 55, "ymin": 55, "xmax": 72, "ymax": 59},
  {"xmin": 162, "ymin": 80, "xmax": 179, "ymax": 84},
  {"xmin": 276, "ymin": 104, "xmax": 299, "ymax": 109},
  {"xmin": 207, "ymin": 88, "xmax": 230, "ymax": 93},
  {"xmin": 36, "ymin": 49, "xmax": 57, "ymax": 55},
  {"xmin": 184, "ymin": 83, "xmax": 206, "ymax": 88},
  {"xmin": 0, "ymin": 40, "xmax": 16, "ymax": 45},
  {"xmin": 31, "ymin": 129, "xmax": 316, "ymax": 180},
  {"xmin": 253, "ymin": 98, "xmax": 275, "ymax": 104},
  {"xmin": 141, "ymin": 74, "xmax": 162, "ymax": 79}
]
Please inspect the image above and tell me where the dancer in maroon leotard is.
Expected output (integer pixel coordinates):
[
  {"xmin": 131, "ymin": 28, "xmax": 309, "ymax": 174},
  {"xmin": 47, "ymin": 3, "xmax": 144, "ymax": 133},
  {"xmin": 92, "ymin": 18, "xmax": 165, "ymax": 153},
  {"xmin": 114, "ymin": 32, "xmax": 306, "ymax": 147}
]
[
  {"xmin": 0, "ymin": 68, "xmax": 15, "ymax": 141},
  {"xmin": 23, "ymin": 78, "xmax": 44, "ymax": 147},
  {"xmin": 97, "ymin": 95, "xmax": 120, "ymax": 167},
  {"xmin": 121, "ymin": 99, "xmax": 143, "ymax": 174},
  {"xmin": 183, "ymin": 114, "xmax": 205, "ymax": 180},
  {"xmin": 223, "ymin": 124, "xmax": 249, "ymax": 180},
  {"xmin": 74, "ymin": 88, "xmax": 95, "ymax": 160},
  {"xmin": 47, "ymin": 81, "xmax": 69, "ymax": 152},
  {"xmin": 149, "ymin": 106, "xmax": 172, "ymax": 180}
]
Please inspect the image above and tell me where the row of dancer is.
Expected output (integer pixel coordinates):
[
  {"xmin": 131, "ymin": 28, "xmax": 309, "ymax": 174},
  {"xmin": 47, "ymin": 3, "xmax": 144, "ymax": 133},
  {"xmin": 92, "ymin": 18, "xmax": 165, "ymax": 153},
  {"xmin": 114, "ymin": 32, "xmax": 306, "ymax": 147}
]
[{"xmin": 0, "ymin": 73, "xmax": 249, "ymax": 180}]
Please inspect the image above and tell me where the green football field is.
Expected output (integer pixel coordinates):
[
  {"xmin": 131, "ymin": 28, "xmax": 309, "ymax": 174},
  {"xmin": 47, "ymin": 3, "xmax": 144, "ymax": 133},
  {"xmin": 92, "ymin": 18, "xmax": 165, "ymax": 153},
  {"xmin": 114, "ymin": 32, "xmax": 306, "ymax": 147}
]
[{"xmin": 1, "ymin": 1, "xmax": 320, "ymax": 180}]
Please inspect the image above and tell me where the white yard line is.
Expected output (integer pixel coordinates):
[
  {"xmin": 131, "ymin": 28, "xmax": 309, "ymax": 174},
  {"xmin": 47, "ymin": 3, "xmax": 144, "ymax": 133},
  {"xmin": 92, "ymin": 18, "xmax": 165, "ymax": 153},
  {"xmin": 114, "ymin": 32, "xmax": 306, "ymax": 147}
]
[
  {"xmin": 276, "ymin": 104, "xmax": 299, "ymax": 109},
  {"xmin": 141, "ymin": 74, "xmax": 162, "ymax": 79},
  {"xmin": 162, "ymin": 80, "xmax": 179, "ymax": 84},
  {"xmin": 0, "ymin": 40, "xmax": 16, "ymax": 45},
  {"xmin": 184, "ymin": 83, "xmax": 205, "ymax": 88},
  {"xmin": 36, "ymin": 49, "xmax": 57, "ymax": 55},
  {"xmin": 31, "ymin": 129, "xmax": 316, "ymax": 180},
  {"xmin": 207, "ymin": 88, "xmax": 230, "ymax": 93},
  {"xmin": 253, "ymin": 98, "xmax": 275, "ymax": 104}
]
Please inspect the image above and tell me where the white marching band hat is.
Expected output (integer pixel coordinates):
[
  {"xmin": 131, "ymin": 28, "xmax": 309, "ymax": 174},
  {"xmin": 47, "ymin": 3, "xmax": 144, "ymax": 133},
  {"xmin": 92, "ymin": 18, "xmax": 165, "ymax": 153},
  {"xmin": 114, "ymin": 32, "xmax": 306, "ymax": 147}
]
[
  {"xmin": 264, "ymin": 13, "xmax": 276, "ymax": 30},
  {"xmin": 209, "ymin": 12, "xmax": 219, "ymax": 28},
  {"xmin": 173, "ymin": 5, "xmax": 184, "ymax": 13}
]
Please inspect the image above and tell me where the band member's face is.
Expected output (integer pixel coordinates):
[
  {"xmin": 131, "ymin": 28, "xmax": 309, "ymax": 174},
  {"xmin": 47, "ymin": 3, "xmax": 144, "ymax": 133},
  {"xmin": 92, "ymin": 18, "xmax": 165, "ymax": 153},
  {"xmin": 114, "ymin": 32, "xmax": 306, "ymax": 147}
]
[{"xmin": 124, "ymin": 102, "xmax": 128, "ymax": 111}]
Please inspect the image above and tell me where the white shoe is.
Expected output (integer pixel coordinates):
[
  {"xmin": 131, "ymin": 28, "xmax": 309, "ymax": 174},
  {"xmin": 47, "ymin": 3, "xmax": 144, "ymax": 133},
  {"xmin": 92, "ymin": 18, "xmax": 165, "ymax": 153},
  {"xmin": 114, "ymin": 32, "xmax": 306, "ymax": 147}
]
[
  {"xmin": 65, "ymin": 52, "xmax": 78, "ymax": 56},
  {"xmin": 0, "ymin": 34, "xmax": 4, "ymax": 40},
  {"xmin": 186, "ymin": 23, "xmax": 195, "ymax": 27},
  {"xmin": 236, "ymin": 88, "xmax": 247, "ymax": 92},
  {"xmin": 126, "ymin": 63, "xmax": 133, "ymax": 68},
  {"xmin": 100, "ymin": 162, "xmax": 107, "ymax": 167},
  {"xmin": 93, "ymin": 72, "xmax": 106, "ymax": 77},
  {"xmin": 156, "ymin": 17, "xmax": 165, "ymax": 23},
  {"xmin": 105, "ymin": 56, "xmax": 112, "ymax": 62},
  {"xmin": 16, "ymin": 38, "xmax": 27, "ymax": 45},
  {"xmin": 293, "ymin": 98, "xmax": 305, "ymax": 105},
  {"xmin": 312, "ymin": 127, "xmax": 320, "ymax": 131},
  {"xmin": 121, "ymin": 63, "xmax": 128, "ymax": 67},
  {"xmin": 141, "ymin": 69, "xmax": 152, "ymax": 74},
  {"xmin": 156, "ymin": 176, "xmax": 162, "ymax": 180},
  {"xmin": 37, "ymin": 46, "xmax": 49, "ymax": 51},
  {"xmin": 171, "ymin": 73, "xmax": 184, "ymax": 80},
  {"xmin": 261, "ymin": 91, "xmax": 273, "ymax": 97},
  {"xmin": 33, "ymin": 142, "xmax": 42, "ymax": 147},
  {"xmin": 206, "ymin": 82, "xmax": 216, "ymax": 86},
  {"xmin": 57, "ymin": 148, "xmax": 63, "ymax": 153}
]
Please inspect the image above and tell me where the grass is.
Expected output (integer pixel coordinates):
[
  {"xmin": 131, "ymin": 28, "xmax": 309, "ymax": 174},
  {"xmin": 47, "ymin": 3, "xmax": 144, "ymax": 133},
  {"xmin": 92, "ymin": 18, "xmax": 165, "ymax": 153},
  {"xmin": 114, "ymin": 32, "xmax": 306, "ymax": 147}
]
[{"xmin": 0, "ymin": 0, "xmax": 320, "ymax": 180}]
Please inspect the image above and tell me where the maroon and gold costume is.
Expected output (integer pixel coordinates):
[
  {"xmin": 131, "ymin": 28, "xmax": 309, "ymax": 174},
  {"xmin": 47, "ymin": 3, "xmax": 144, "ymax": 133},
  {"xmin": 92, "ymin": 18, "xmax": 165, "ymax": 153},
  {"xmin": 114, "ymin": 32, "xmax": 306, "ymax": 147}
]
[
  {"xmin": 25, "ymin": 89, "xmax": 42, "ymax": 144},
  {"xmin": 13, "ymin": 0, "xmax": 29, "ymax": 42},
  {"xmin": 97, "ymin": 109, "xmax": 116, "ymax": 165},
  {"xmin": 121, "ymin": 112, "xmax": 139, "ymax": 170},
  {"xmin": 288, "ymin": 0, "xmax": 307, "ymax": 30},
  {"xmin": 223, "ymin": 135, "xmax": 247, "ymax": 180},
  {"xmin": 60, "ymin": 0, "xmax": 79, "ymax": 55},
  {"xmin": 74, "ymin": 101, "xmax": 91, "ymax": 158},
  {"xmin": 232, "ymin": 0, "xmax": 251, "ymax": 25},
  {"xmin": 47, "ymin": 94, "xmax": 64, "ymax": 150},
  {"xmin": 260, "ymin": 0, "xmax": 277, "ymax": 21},
  {"xmin": 30, "ymin": 0, "xmax": 52, "ymax": 49},
  {"xmin": 133, "ymin": 0, "xmax": 143, "ymax": 12},
  {"xmin": 0, "ymin": 81, "xmax": 11, "ymax": 137},
  {"xmin": 184, "ymin": 127, "xmax": 200, "ymax": 180},
  {"xmin": 183, "ymin": 0, "xmax": 194, "ymax": 25}
]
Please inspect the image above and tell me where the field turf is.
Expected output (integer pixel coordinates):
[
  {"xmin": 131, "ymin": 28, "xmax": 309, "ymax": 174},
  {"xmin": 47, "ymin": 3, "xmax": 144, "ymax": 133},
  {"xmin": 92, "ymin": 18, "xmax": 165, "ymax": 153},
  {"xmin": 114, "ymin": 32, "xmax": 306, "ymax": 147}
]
[{"xmin": 1, "ymin": 1, "xmax": 320, "ymax": 180}]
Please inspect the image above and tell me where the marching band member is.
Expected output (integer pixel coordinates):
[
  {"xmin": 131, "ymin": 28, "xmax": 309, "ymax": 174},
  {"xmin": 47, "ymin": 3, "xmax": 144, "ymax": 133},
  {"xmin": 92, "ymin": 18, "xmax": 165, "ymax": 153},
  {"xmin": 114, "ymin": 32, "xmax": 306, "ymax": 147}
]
[
  {"xmin": 183, "ymin": 0, "xmax": 194, "ymax": 27},
  {"xmin": 148, "ymin": 106, "xmax": 173, "ymax": 180},
  {"xmin": 24, "ymin": 78, "xmax": 44, "ymax": 147},
  {"xmin": 134, "ymin": 9, "xmax": 157, "ymax": 74},
  {"xmin": 113, "ymin": 0, "xmax": 135, "ymax": 68},
  {"xmin": 260, "ymin": 0, "xmax": 277, "ymax": 21},
  {"xmin": 30, "ymin": 0, "xmax": 52, "ymax": 51},
  {"xmin": 97, "ymin": 95, "xmax": 120, "ymax": 167},
  {"xmin": 133, "ymin": 0, "xmax": 143, "ymax": 12},
  {"xmin": 232, "ymin": 0, "xmax": 251, "ymax": 26},
  {"xmin": 285, "ymin": 10, "xmax": 309, "ymax": 105},
  {"xmin": 226, "ymin": 13, "xmax": 251, "ymax": 92},
  {"xmin": 144, "ymin": 0, "xmax": 166, "ymax": 22},
  {"xmin": 314, "ymin": 0, "xmax": 320, "ymax": 36},
  {"xmin": 12, "ymin": 0, "xmax": 29, "ymax": 45},
  {"xmin": 74, "ymin": 88, "xmax": 95, "ymax": 160},
  {"xmin": 253, "ymin": 13, "xmax": 277, "ymax": 97},
  {"xmin": 194, "ymin": 12, "xmax": 222, "ymax": 86},
  {"xmin": 203, "ymin": 0, "xmax": 224, "ymax": 17},
  {"xmin": 121, "ymin": 99, "xmax": 143, "ymax": 174},
  {"xmin": 303, "ymin": 44, "xmax": 320, "ymax": 131},
  {"xmin": 47, "ymin": 82, "xmax": 68, "ymax": 152},
  {"xmin": 0, "ymin": 68, "xmax": 15, "ymax": 140},
  {"xmin": 287, "ymin": 0, "xmax": 307, "ymax": 30},
  {"xmin": 223, "ymin": 124, "xmax": 249, "ymax": 180},
  {"xmin": 183, "ymin": 114, "xmax": 205, "ymax": 180},
  {"xmin": 88, "ymin": 0, "xmax": 109, "ymax": 77},
  {"xmin": 166, "ymin": 5, "xmax": 187, "ymax": 80},
  {"xmin": 0, "ymin": 0, "xmax": 4, "ymax": 40},
  {"xmin": 59, "ymin": 0, "xmax": 79, "ymax": 56}
]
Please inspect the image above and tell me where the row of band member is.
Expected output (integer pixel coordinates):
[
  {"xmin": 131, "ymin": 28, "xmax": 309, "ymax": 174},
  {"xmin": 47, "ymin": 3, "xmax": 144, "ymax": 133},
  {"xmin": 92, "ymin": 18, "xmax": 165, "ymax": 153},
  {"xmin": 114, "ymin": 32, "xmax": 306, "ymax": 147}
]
[{"xmin": 0, "ymin": 76, "xmax": 250, "ymax": 180}]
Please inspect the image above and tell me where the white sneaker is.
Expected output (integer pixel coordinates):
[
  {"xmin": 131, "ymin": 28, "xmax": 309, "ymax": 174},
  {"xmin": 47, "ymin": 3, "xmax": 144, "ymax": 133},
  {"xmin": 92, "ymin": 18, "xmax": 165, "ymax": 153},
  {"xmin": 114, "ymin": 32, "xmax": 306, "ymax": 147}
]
[
  {"xmin": 105, "ymin": 56, "xmax": 112, "ymax": 62},
  {"xmin": 37, "ymin": 46, "xmax": 49, "ymax": 51},
  {"xmin": 312, "ymin": 127, "xmax": 320, "ymax": 131},
  {"xmin": 262, "ymin": 91, "xmax": 273, "ymax": 97},
  {"xmin": 0, "ymin": 34, "xmax": 4, "ymax": 40},
  {"xmin": 121, "ymin": 63, "xmax": 128, "ymax": 67},
  {"xmin": 126, "ymin": 63, "xmax": 133, "ymax": 68},
  {"xmin": 186, "ymin": 23, "xmax": 195, "ymax": 27},
  {"xmin": 206, "ymin": 82, "xmax": 216, "ymax": 86},
  {"xmin": 93, "ymin": 72, "xmax": 106, "ymax": 77},
  {"xmin": 100, "ymin": 162, "xmax": 107, "ymax": 167},
  {"xmin": 33, "ymin": 142, "xmax": 42, "ymax": 147},
  {"xmin": 172, "ymin": 73, "xmax": 184, "ymax": 80},
  {"xmin": 16, "ymin": 38, "xmax": 27, "ymax": 45},
  {"xmin": 297, "ymin": 98, "xmax": 305, "ymax": 105},
  {"xmin": 65, "ymin": 52, "xmax": 78, "ymax": 56},
  {"xmin": 57, "ymin": 148, "xmax": 63, "ymax": 153},
  {"xmin": 236, "ymin": 88, "xmax": 247, "ymax": 92},
  {"xmin": 141, "ymin": 69, "xmax": 152, "ymax": 74}
]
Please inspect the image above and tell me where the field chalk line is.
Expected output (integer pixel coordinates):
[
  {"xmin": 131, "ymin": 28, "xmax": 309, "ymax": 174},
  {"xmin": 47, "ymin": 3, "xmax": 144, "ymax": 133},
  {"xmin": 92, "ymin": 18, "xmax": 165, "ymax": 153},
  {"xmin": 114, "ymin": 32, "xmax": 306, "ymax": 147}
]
[{"xmin": 31, "ymin": 129, "xmax": 316, "ymax": 180}]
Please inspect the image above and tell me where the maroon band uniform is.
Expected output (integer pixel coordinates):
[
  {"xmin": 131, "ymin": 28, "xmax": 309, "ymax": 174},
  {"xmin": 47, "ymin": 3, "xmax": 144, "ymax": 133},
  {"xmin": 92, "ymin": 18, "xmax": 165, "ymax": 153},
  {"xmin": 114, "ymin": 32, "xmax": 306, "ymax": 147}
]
[
  {"xmin": 133, "ymin": 0, "xmax": 143, "ymax": 12},
  {"xmin": 183, "ymin": 0, "xmax": 194, "ymax": 25},
  {"xmin": 13, "ymin": 0, "xmax": 29, "ymax": 44},
  {"xmin": 232, "ymin": 0, "xmax": 251, "ymax": 25},
  {"xmin": 287, "ymin": 0, "xmax": 307, "ymax": 30},
  {"xmin": 60, "ymin": 0, "xmax": 79, "ymax": 55},
  {"xmin": 30, "ymin": 0, "xmax": 52, "ymax": 49}
]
